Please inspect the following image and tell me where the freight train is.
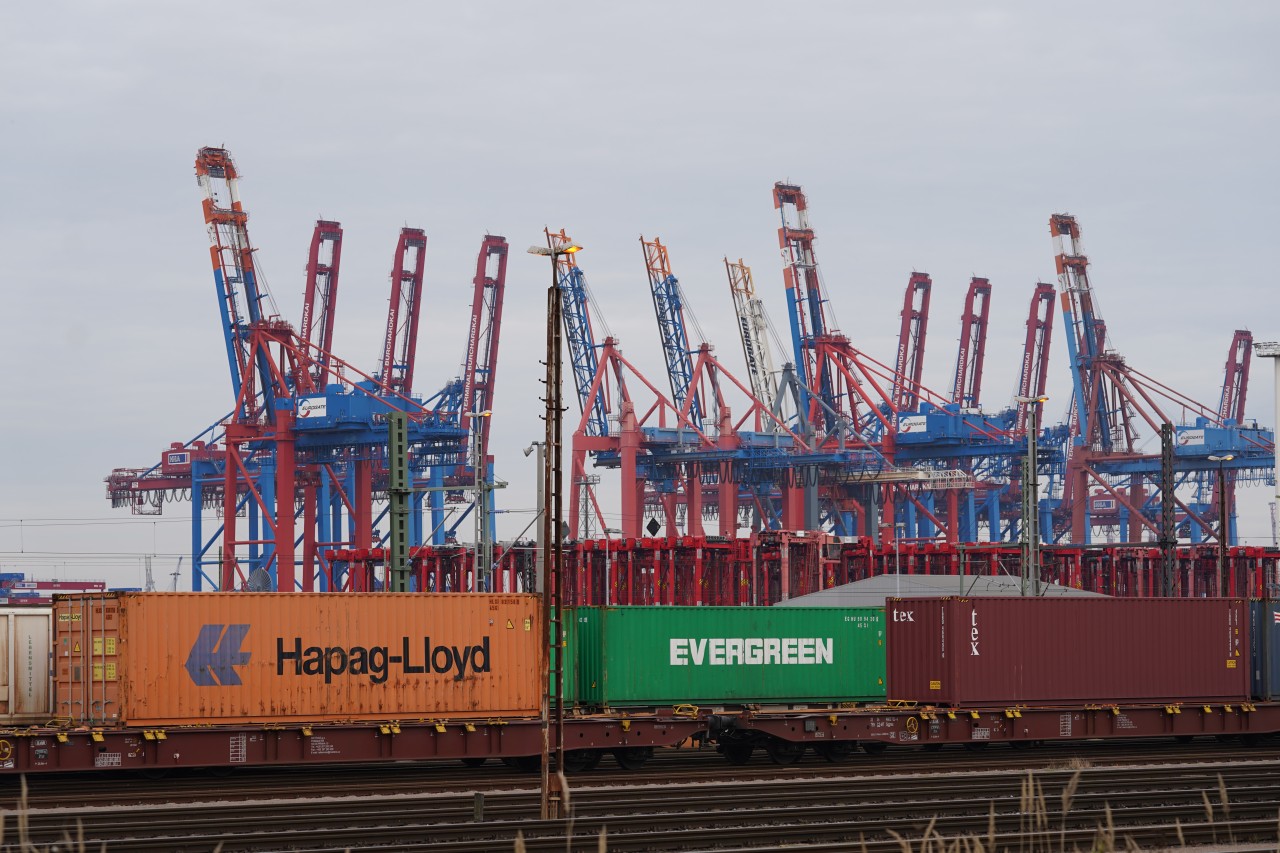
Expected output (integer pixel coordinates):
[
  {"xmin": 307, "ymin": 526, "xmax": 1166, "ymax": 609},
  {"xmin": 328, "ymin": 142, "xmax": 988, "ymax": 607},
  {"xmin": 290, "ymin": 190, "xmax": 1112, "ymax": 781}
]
[{"xmin": 0, "ymin": 592, "xmax": 1276, "ymax": 775}]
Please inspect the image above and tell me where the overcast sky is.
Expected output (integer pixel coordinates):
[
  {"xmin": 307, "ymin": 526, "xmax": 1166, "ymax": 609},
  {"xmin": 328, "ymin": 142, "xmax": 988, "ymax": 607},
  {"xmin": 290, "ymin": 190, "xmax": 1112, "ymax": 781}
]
[{"xmin": 1, "ymin": 1, "xmax": 1276, "ymax": 587}]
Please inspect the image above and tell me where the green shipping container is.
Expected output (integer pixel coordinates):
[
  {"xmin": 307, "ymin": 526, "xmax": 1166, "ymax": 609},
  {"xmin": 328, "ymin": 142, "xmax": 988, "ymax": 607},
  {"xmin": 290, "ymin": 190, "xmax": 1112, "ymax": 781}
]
[{"xmin": 570, "ymin": 606, "xmax": 886, "ymax": 707}]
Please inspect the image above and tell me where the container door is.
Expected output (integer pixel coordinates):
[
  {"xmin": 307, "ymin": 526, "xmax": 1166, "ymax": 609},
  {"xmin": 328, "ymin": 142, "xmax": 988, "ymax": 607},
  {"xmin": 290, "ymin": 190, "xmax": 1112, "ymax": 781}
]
[
  {"xmin": 0, "ymin": 614, "xmax": 9, "ymax": 717},
  {"xmin": 1250, "ymin": 602, "xmax": 1264, "ymax": 699},
  {"xmin": 55, "ymin": 595, "xmax": 120, "ymax": 725},
  {"xmin": 1269, "ymin": 603, "xmax": 1280, "ymax": 701},
  {"xmin": 12, "ymin": 612, "xmax": 51, "ymax": 719}
]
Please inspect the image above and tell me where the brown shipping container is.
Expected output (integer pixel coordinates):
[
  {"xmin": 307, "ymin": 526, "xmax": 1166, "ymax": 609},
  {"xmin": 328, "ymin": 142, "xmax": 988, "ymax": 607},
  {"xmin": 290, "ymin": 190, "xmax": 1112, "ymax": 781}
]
[
  {"xmin": 55, "ymin": 593, "xmax": 541, "ymax": 726},
  {"xmin": 886, "ymin": 597, "xmax": 1249, "ymax": 706}
]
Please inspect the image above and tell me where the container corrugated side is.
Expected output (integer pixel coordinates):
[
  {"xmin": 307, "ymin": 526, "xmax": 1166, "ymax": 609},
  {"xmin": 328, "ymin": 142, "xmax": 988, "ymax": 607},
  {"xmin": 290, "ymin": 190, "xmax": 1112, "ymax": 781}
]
[
  {"xmin": 576, "ymin": 606, "xmax": 885, "ymax": 707},
  {"xmin": 887, "ymin": 597, "xmax": 1249, "ymax": 706},
  {"xmin": 56, "ymin": 593, "xmax": 541, "ymax": 726},
  {"xmin": 0, "ymin": 608, "xmax": 52, "ymax": 724}
]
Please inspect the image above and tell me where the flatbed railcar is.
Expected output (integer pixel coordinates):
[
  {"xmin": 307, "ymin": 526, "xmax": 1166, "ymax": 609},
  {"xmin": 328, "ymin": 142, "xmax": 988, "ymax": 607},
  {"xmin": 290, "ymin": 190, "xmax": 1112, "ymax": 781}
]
[{"xmin": 2, "ymin": 595, "xmax": 1280, "ymax": 775}]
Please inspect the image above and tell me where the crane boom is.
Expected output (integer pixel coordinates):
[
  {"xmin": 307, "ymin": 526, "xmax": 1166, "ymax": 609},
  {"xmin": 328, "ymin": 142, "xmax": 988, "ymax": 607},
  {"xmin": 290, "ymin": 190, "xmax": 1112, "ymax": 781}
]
[
  {"xmin": 549, "ymin": 228, "xmax": 611, "ymax": 438},
  {"xmin": 775, "ymin": 182, "xmax": 839, "ymax": 431},
  {"xmin": 377, "ymin": 228, "xmax": 428, "ymax": 397},
  {"xmin": 299, "ymin": 220, "xmax": 343, "ymax": 393},
  {"xmin": 1052, "ymin": 213, "xmax": 1129, "ymax": 453},
  {"xmin": 726, "ymin": 258, "xmax": 779, "ymax": 406},
  {"xmin": 194, "ymin": 147, "xmax": 275, "ymax": 416},
  {"xmin": 642, "ymin": 236, "xmax": 702, "ymax": 423},
  {"xmin": 892, "ymin": 272, "xmax": 932, "ymax": 412},
  {"xmin": 1015, "ymin": 283, "xmax": 1057, "ymax": 435},
  {"xmin": 1218, "ymin": 329, "xmax": 1253, "ymax": 425},
  {"xmin": 951, "ymin": 277, "xmax": 992, "ymax": 408},
  {"xmin": 461, "ymin": 235, "xmax": 509, "ymax": 460}
]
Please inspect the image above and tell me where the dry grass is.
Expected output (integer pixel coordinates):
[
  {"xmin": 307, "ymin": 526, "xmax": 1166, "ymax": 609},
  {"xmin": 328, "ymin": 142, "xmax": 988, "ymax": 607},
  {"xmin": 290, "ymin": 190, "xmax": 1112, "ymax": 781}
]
[{"xmin": 521, "ymin": 767, "xmax": 1280, "ymax": 853}]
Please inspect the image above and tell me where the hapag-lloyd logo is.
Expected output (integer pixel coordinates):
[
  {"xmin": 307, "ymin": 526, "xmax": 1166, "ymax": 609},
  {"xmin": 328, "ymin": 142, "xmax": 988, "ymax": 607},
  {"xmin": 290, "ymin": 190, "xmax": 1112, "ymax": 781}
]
[{"xmin": 185, "ymin": 624, "xmax": 251, "ymax": 686}]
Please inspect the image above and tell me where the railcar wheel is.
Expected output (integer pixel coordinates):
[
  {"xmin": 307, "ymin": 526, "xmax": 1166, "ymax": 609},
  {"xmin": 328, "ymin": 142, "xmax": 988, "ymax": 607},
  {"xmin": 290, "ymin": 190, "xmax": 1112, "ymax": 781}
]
[
  {"xmin": 138, "ymin": 768, "xmax": 169, "ymax": 780},
  {"xmin": 460, "ymin": 757, "xmax": 487, "ymax": 768},
  {"xmin": 765, "ymin": 738, "xmax": 805, "ymax": 765},
  {"xmin": 814, "ymin": 741, "xmax": 856, "ymax": 762},
  {"xmin": 207, "ymin": 766, "xmax": 235, "ymax": 777},
  {"xmin": 860, "ymin": 741, "xmax": 888, "ymax": 756},
  {"xmin": 612, "ymin": 747, "xmax": 653, "ymax": 771},
  {"xmin": 721, "ymin": 743, "xmax": 754, "ymax": 765},
  {"xmin": 562, "ymin": 749, "xmax": 602, "ymax": 772}
]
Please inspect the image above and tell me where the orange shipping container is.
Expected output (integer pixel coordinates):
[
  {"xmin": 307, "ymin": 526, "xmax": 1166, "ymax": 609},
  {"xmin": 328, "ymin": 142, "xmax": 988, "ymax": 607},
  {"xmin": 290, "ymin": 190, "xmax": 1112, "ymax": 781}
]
[{"xmin": 55, "ymin": 593, "xmax": 541, "ymax": 726}]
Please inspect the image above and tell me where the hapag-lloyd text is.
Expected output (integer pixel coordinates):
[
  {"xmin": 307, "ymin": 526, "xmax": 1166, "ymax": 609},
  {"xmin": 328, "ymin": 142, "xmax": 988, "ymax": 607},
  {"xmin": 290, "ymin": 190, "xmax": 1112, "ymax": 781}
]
[{"xmin": 278, "ymin": 636, "xmax": 490, "ymax": 683}]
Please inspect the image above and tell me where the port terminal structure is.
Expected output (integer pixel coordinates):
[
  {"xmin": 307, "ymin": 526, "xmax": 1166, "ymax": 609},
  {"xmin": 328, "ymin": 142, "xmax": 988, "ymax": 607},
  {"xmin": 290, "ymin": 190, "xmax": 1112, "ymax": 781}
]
[{"xmin": 105, "ymin": 150, "xmax": 1273, "ymax": 590}]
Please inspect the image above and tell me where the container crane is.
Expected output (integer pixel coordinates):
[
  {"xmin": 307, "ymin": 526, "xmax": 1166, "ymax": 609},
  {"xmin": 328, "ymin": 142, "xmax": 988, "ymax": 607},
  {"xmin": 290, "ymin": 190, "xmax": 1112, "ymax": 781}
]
[
  {"xmin": 1050, "ymin": 214, "xmax": 1273, "ymax": 546},
  {"xmin": 1193, "ymin": 330, "xmax": 1256, "ymax": 541},
  {"xmin": 775, "ymin": 182, "xmax": 897, "ymax": 445}
]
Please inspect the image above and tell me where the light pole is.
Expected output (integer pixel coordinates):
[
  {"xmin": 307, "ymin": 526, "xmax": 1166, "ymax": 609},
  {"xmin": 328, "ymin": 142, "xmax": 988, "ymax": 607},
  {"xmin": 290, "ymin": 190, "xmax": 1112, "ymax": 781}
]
[
  {"xmin": 1207, "ymin": 453, "xmax": 1234, "ymax": 595},
  {"xmin": 603, "ymin": 527, "xmax": 622, "ymax": 605},
  {"xmin": 523, "ymin": 442, "xmax": 545, "ymax": 593},
  {"xmin": 894, "ymin": 522, "xmax": 904, "ymax": 597},
  {"xmin": 466, "ymin": 410, "xmax": 493, "ymax": 592},
  {"xmin": 527, "ymin": 238, "xmax": 581, "ymax": 821},
  {"xmin": 1015, "ymin": 395, "xmax": 1049, "ymax": 596}
]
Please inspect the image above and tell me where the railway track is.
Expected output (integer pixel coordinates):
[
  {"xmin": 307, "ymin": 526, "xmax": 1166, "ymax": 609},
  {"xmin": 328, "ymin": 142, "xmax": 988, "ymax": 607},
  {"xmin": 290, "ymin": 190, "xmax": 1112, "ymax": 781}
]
[
  {"xmin": 6, "ymin": 740, "xmax": 1280, "ymax": 851},
  {"xmin": 7, "ymin": 736, "xmax": 1269, "ymax": 808}
]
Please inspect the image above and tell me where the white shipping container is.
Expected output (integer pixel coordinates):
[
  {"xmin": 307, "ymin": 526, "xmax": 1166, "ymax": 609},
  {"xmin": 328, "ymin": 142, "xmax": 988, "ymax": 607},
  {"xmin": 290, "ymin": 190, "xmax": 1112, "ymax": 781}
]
[{"xmin": 0, "ymin": 608, "xmax": 53, "ymax": 724}]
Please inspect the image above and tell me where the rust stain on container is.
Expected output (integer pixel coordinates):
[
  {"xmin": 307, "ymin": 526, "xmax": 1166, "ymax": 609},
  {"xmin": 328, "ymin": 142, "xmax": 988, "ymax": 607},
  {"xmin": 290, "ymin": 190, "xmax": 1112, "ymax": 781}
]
[
  {"xmin": 887, "ymin": 597, "xmax": 1249, "ymax": 706},
  {"xmin": 55, "ymin": 593, "xmax": 541, "ymax": 726}
]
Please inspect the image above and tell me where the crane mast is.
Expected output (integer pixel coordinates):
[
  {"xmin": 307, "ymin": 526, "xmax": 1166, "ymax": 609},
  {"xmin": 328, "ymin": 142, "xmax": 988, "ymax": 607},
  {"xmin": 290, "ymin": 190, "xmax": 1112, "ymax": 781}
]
[
  {"xmin": 726, "ymin": 258, "xmax": 779, "ymax": 407},
  {"xmin": 641, "ymin": 236, "xmax": 702, "ymax": 423},
  {"xmin": 892, "ymin": 273, "xmax": 932, "ymax": 412},
  {"xmin": 377, "ymin": 228, "xmax": 428, "ymax": 397},
  {"xmin": 951, "ymin": 277, "xmax": 992, "ymax": 409},
  {"xmin": 1014, "ymin": 283, "xmax": 1057, "ymax": 435},
  {"xmin": 299, "ymin": 220, "xmax": 343, "ymax": 393},
  {"xmin": 194, "ymin": 147, "xmax": 276, "ymax": 417}
]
